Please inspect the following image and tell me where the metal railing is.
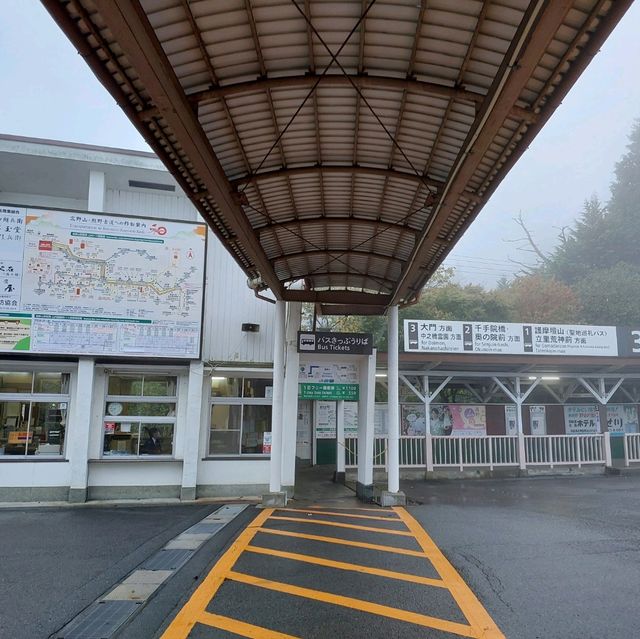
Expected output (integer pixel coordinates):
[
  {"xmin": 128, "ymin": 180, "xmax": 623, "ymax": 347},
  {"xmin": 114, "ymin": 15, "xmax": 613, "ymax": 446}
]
[
  {"xmin": 431, "ymin": 435, "xmax": 519, "ymax": 470},
  {"xmin": 344, "ymin": 433, "xmax": 611, "ymax": 471},
  {"xmin": 525, "ymin": 434, "xmax": 604, "ymax": 467},
  {"xmin": 624, "ymin": 433, "xmax": 640, "ymax": 466}
]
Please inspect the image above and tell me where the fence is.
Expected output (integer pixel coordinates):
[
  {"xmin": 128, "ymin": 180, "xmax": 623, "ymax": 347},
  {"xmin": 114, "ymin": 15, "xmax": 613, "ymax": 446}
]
[
  {"xmin": 344, "ymin": 434, "xmax": 609, "ymax": 471},
  {"xmin": 525, "ymin": 434, "xmax": 605, "ymax": 467},
  {"xmin": 624, "ymin": 433, "xmax": 640, "ymax": 466}
]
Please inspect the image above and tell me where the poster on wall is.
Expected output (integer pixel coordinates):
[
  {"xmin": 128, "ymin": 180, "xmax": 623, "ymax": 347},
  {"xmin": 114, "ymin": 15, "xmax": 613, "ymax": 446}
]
[
  {"xmin": 428, "ymin": 405, "xmax": 486, "ymax": 436},
  {"xmin": 314, "ymin": 401, "xmax": 358, "ymax": 439},
  {"xmin": 0, "ymin": 205, "xmax": 206, "ymax": 358},
  {"xmin": 374, "ymin": 404, "xmax": 388, "ymax": 436},
  {"xmin": 505, "ymin": 405, "xmax": 518, "ymax": 436},
  {"xmin": 564, "ymin": 405, "xmax": 600, "ymax": 434},
  {"xmin": 529, "ymin": 405, "xmax": 547, "ymax": 436},
  {"xmin": 401, "ymin": 405, "xmax": 426, "ymax": 436},
  {"xmin": 606, "ymin": 405, "xmax": 639, "ymax": 435}
]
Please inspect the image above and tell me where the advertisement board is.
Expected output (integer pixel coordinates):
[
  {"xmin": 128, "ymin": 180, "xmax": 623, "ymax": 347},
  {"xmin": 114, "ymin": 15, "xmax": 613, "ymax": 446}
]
[
  {"xmin": 606, "ymin": 405, "xmax": 639, "ymax": 434},
  {"xmin": 0, "ymin": 205, "xmax": 206, "ymax": 358},
  {"xmin": 564, "ymin": 405, "xmax": 600, "ymax": 434},
  {"xmin": 529, "ymin": 405, "xmax": 547, "ymax": 435},
  {"xmin": 404, "ymin": 319, "xmax": 618, "ymax": 357},
  {"xmin": 298, "ymin": 361, "xmax": 359, "ymax": 402}
]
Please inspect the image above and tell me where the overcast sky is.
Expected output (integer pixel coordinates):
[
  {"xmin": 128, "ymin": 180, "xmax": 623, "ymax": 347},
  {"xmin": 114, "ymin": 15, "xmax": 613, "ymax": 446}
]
[{"xmin": 1, "ymin": 1, "xmax": 639, "ymax": 287}]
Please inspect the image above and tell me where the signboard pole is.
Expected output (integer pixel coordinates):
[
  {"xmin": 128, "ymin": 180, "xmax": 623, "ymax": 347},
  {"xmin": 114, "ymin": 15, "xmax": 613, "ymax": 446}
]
[{"xmin": 387, "ymin": 306, "xmax": 400, "ymax": 494}]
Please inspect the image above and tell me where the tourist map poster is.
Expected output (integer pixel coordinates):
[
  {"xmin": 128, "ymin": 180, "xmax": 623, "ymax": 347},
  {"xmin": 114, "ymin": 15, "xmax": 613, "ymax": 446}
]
[{"xmin": 0, "ymin": 205, "xmax": 206, "ymax": 358}]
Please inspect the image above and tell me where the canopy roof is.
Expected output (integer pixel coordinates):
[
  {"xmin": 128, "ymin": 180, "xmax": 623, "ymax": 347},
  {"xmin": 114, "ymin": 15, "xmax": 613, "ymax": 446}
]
[{"xmin": 43, "ymin": 0, "xmax": 631, "ymax": 313}]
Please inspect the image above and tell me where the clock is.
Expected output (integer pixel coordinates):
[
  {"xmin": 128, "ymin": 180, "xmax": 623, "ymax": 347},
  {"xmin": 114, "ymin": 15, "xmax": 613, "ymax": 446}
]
[{"xmin": 107, "ymin": 402, "xmax": 123, "ymax": 416}]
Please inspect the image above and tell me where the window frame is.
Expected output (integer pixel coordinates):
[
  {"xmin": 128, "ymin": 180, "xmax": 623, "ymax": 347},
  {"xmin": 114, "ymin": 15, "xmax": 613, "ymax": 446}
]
[
  {"xmin": 0, "ymin": 369, "xmax": 71, "ymax": 459},
  {"xmin": 208, "ymin": 375, "xmax": 273, "ymax": 457},
  {"xmin": 102, "ymin": 373, "xmax": 178, "ymax": 459}
]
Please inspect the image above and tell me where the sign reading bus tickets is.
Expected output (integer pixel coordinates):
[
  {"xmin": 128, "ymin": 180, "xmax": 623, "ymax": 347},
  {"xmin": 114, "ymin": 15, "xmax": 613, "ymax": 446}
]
[
  {"xmin": 404, "ymin": 320, "xmax": 619, "ymax": 357},
  {"xmin": 0, "ymin": 205, "xmax": 206, "ymax": 358}
]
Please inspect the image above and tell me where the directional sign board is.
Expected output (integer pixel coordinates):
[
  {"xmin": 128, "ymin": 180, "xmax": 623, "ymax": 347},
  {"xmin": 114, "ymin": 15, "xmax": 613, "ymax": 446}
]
[{"xmin": 297, "ymin": 331, "xmax": 373, "ymax": 355}]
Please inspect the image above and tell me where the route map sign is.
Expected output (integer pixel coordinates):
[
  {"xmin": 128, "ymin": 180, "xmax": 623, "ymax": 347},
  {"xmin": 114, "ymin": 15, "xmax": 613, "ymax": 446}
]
[
  {"xmin": 404, "ymin": 319, "xmax": 619, "ymax": 357},
  {"xmin": 0, "ymin": 205, "xmax": 206, "ymax": 358}
]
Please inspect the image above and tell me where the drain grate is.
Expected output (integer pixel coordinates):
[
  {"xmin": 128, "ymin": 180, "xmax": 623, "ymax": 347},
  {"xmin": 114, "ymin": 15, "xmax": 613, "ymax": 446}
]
[
  {"xmin": 141, "ymin": 548, "xmax": 194, "ymax": 571},
  {"xmin": 53, "ymin": 601, "xmax": 141, "ymax": 639}
]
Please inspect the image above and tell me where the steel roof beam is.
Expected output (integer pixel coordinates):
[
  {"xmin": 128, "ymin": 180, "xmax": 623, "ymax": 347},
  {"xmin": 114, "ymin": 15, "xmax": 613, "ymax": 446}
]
[
  {"xmin": 273, "ymin": 249, "xmax": 402, "ymax": 267},
  {"xmin": 258, "ymin": 216, "xmax": 418, "ymax": 238},
  {"xmin": 87, "ymin": 0, "xmax": 285, "ymax": 298},
  {"xmin": 282, "ymin": 290, "xmax": 392, "ymax": 305},
  {"xmin": 231, "ymin": 163, "xmax": 445, "ymax": 189}
]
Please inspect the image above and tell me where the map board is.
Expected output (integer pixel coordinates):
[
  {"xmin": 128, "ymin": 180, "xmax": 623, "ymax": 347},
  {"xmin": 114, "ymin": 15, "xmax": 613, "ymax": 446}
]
[{"xmin": 0, "ymin": 205, "xmax": 206, "ymax": 358}]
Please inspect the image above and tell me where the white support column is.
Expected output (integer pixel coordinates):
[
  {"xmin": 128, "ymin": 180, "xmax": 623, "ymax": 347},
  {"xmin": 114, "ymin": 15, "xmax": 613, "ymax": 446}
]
[
  {"xmin": 357, "ymin": 350, "xmax": 376, "ymax": 501},
  {"xmin": 515, "ymin": 377, "xmax": 526, "ymax": 471},
  {"xmin": 68, "ymin": 358, "xmax": 95, "ymax": 503},
  {"xmin": 281, "ymin": 302, "xmax": 301, "ymax": 494},
  {"xmin": 88, "ymin": 170, "xmax": 106, "ymax": 212},
  {"xmin": 424, "ymin": 376, "xmax": 433, "ymax": 472},
  {"xmin": 180, "ymin": 360, "xmax": 204, "ymax": 501},
  {"xmin": 387, "ymin": 305, "xmax": 400, "ymax": 494},
  {"xmin": 336, "ymin": 400, "xmax": 346, "ymax": 481},
  {"xmin": 264, "ymin": 300, "xmax": 287, "ymax": 506}
]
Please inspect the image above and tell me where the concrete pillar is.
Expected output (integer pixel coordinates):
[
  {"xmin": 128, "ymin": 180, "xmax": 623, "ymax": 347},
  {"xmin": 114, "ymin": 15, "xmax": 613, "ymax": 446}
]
[
  {"xmin": 264, "ymin": 300, "xmax": 287, "ymax": 506},
  {"xmin": 281, "ymin": 302, "xmax": 301, "ymax": 495},
  {"xmin": 356, "ymin": 350, "xmax": 376, "ymax": 502},
  {"xmin": 180, "ymin": 360, "xmax": 204, "ymax": 501},
  {"xmin": 88, "ymin": 170, "xmax": 106, "ymax": 212},
  {"xmin": 68, "ymin": 358, "xmax": 95, "ymax": 503},
  {"xmin": 335, "ymin": 400, "xmax": 346, "ymax": 483}
]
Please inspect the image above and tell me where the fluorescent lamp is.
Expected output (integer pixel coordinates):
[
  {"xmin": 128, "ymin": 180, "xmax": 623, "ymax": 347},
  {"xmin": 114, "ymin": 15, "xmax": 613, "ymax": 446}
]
[
  {"xmin": 529, "ymin": 376, "xmax": 560, "ymax": 380},
  {"xmin": 375, "ymin": 373, "xmax": 387, "ymax": 378},
  {"xmin": 211, "ymin": 376, "xmax": 226, "ymax": 381}
]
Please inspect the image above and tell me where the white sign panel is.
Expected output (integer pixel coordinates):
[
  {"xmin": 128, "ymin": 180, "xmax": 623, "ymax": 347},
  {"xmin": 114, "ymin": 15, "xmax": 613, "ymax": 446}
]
[
  {"xmin": 405, "ymin": 319, "xmax": 618, "ymax": 357},
  {"xmin": 505, "ymin": 405, "xmax": 518, "ymax": 436},
  {"xmin": 0, "ymin": 206, "xmax": 206, "ymax": 358},
  {"xmin": 298, "ymin": 362, "xmax": 358, "ymax": 383},
  {"xmin": 564, "ymin": 405, "xmax": 600, "ymax": 434},
  {"xmin": 529, "ymin": 405, "xmax": 547, "ymax": 436}
]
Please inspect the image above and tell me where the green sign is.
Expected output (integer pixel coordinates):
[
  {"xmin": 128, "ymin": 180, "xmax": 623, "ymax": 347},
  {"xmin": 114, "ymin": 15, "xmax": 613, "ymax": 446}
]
[{"xmin": 299, "ymin": 383, "xmax": 359, "ymax": 401}]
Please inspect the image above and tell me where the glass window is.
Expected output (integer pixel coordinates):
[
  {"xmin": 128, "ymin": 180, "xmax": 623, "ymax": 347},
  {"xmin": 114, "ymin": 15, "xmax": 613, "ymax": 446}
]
[
  {"xmin": 211, "ymin": 377, "xmax": 241, "ymax": 397},
  {"xmin": 103, "ymin": 374, "xmax": 177, "ymax": 458},
  {"xmin": 210, "ymin": 404, "xmax": 242, "ymax": 454},
  {"xmin": 34, "ymin": 372, "xmax": 69, "ymax": 394},
  {"xmin": 241, "ymin": 405, "xmax": 272, "ymax": 453},
  {"xmin": 0, "ymin": 372, "xmax": 33, "ymax": 393},
  {"xmin": 243, "ymin": 378, "xmax": 272, "ymax": 398}
]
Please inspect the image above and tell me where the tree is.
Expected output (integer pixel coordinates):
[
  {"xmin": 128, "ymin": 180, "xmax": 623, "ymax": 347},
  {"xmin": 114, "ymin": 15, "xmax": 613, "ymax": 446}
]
[
  {"xmin": 573, "ymin": 263, "xmax": 640, "ymax": 325},
  {"xmin": 498, "ymin": 274, "xmax": 582, "ymax": 323}
]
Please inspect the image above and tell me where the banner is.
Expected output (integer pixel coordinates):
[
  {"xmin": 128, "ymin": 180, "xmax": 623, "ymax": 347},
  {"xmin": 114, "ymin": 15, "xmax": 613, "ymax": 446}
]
[
  {"xmin": 505, "ymin": 405, "xmax": 518, "ymax": 435},
  {"xmin": 564, "ymin": 405, "xmax": 600, "ymax": 434},
  {"xmin": 606, "ymin": 405, "xmax": 639, "ymax": 434},
  {"xmin": 405, "ymin": 319, "xmax": 618, "ymax": 357},
  {"xmin": 0, "ymin": 205, "xmax": 206, "ymax": 358}
]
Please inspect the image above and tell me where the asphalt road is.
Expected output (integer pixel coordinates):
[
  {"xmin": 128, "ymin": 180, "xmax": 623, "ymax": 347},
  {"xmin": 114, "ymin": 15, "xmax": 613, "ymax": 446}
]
[
  {"xmin": 0, "ymin": 502, "xmax": 251, "ymax": 639},
  {"xmin": 403, "ymin": 474, "xmax": 640, "ymax": 639},
  {"xmin": 2, "ymin": 474, "xmax": 640, "ymax": 639}
]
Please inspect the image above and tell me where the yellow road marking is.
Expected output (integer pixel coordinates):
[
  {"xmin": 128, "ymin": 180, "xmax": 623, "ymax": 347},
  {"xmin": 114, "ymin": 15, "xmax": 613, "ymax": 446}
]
[
  {"xmin": 159, "ymin": 508, "xmax": 273, "ymax": 639},
  {"xmin": 227, "ymin": 570, "xmax": 478, "ymax": 638},
  {"xmin": 245, "ymin": 544, "xmax": 446, "ymax": 588},
  {"xmin": 394, "ymin": 508, "xmax": 506, "ymax": 639},
  {"xmin": 277, "ymin": 508, "xmax": 403, "ymax": 522},
  {"xmin": 306, "ymin": 506, "xmax": 389, "ymax": 513},
  {"xmin": 269, "ymin": 515, "xmax": 413, "ymax": 536},
  {"xmin": 257, "ymin": 527, "xmax": 427, "ymax": 557},
  {"xmin": 198, "ymin": 612, "xmax": 300, "ymax": 638}
]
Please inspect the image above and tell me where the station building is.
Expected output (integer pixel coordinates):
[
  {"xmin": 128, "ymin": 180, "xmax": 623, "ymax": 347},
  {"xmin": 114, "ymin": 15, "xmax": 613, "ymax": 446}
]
[{"xmin": 1, "ymin": 135, "xmax": 639, "ymax": 504}]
